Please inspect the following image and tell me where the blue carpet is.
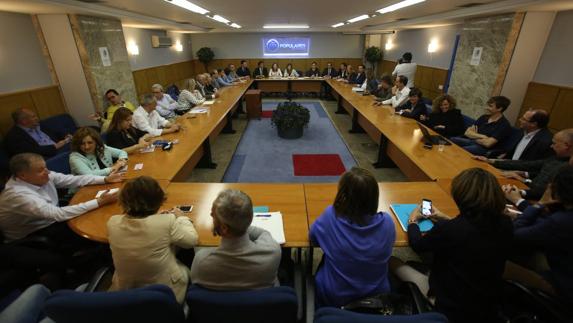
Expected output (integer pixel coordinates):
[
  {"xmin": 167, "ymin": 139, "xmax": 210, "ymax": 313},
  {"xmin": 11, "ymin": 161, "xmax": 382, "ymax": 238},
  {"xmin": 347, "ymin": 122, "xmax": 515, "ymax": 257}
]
[{"xmin": 223, "ymin": 101, "xmax": 357, "ymax": 182}]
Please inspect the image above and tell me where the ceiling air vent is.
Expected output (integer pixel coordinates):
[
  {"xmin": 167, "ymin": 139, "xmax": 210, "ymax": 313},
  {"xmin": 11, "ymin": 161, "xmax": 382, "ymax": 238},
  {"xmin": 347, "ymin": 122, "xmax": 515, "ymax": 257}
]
[{"xmin": 151, "ymin": 35, "xmax": 173, "ymax": 48}]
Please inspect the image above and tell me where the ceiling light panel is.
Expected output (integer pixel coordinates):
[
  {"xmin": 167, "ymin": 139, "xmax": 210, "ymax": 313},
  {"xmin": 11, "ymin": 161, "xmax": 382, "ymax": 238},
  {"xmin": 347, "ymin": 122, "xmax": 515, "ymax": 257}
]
[
  {"xmin": 377, "ymin": 0, "xmax": 426, "ymax": 14},
  {"xmin": 347, "ymin": 15, "xmax": 370, "ymax": 23},
  {"xmin": 164, "ymin": 0, "xmax": 209, "ymax": 15}
]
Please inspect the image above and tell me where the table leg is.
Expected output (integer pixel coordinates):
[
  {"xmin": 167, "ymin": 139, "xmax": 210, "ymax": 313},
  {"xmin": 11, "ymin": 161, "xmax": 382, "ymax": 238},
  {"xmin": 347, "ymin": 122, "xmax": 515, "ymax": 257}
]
[
  {"xmin": 373, "ymin": 134, "xmax": 396, "ymax": 168},
  {"xmin": 222, "ymin": 111, "xmax": 236, "ymax": 134},
  {"xmin": 349, "ymin": 109, "xmax": 365, "ymax": 133},
  {"xmin": 197, "ymin": 139, "xmax": 217, "ymax": 169}
]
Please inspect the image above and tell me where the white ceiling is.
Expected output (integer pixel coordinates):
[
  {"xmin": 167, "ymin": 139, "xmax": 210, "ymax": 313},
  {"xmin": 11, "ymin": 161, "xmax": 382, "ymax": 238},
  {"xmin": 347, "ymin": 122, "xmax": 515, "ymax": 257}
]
[{"xmin": 1, "ymin": 0, "xmax": 573, "ymax": 33}]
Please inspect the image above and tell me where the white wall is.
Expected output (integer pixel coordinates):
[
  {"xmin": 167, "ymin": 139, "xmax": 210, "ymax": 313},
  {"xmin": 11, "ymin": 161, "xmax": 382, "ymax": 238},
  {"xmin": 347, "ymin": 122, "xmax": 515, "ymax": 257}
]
[
  {"xmin": 0, "ymin": 11, "xmax": 53, "ymax": 93},
  {"xmin": 380, "ymin": 24, "xmax": 461, "ymax": 69},
  {"xmin": 533, "ymin": 10, "xmax": 573, "ymax": 86},
  {"xmin": 501, "ymin": 12, "xmax": 555, "ymax": 124},
  {"xmin": 122, "ymin": 27, "xmax": 193, "ymax": 70},
  {"xmin": 38, "ymin": 14, "xmax": 96, "ymax": 127},
  {"xmin": 189, "ymin": 33, "xmax": 364, "ymax": 58}
]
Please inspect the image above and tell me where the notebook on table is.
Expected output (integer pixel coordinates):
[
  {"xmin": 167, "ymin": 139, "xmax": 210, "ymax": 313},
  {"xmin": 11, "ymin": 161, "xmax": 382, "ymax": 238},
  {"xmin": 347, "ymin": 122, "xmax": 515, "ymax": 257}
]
[
  {"xmin": 390, "ymin": 203, "xmax": 434, "ymax": 232},
  {"xmin": 251, "ymin": 211, "xmax": 286, "ymax": 244},
  {"xmin": 417, "ymin": 122, "xmax": 451, "ymax": 146}
]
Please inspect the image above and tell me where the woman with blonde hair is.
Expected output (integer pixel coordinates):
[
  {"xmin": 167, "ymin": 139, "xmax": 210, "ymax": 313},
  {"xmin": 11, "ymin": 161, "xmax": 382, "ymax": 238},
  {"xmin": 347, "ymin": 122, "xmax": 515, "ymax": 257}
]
[
  {"xmin": 69, "ymin": 127, "xmax": 127, "ymax": 176},
  {"xmin": 177, "ymin": 78, "xmax": 205, "ymax": 112}
]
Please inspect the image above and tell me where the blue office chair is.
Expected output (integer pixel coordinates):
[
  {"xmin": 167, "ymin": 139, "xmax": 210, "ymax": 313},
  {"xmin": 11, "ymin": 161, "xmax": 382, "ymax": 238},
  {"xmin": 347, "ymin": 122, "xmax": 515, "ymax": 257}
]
[
  {"xmin": 45, "ymin": 151, "xmax": 71, "ymax": 175},
  {"xmin": 44, "ymin": 284, "xmax": 185, "ymax": 323},
  {"xmin": 39, "ymin": 114, "xmax": 78, "ymax": 139},
  {"xmin": 485, "ymin": 126, "xmax": 523, "ymax": 158},
  {"xmin": 186, "ymin": 285, "xmax": 298, "ymax": 323},
  {"xmin": 462, "ymin": 114, "xmax": 476, "ymax": 129},
  {"xmin": 314, "ymin": 307, "xmax": 448, "ymax": 323}
]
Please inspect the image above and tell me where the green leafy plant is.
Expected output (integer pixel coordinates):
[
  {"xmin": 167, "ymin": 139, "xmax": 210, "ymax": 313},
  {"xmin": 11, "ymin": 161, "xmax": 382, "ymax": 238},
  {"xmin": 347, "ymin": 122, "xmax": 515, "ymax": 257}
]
[
  {"xmin": 271, "ymin": 101, "xmax": 310, "ymax": 130},
  {"xmin": 364, "ymin": 46, "xmax": 383, "ymax": 73},
  {"xmin": 196, "ymin": 47, "xmax": 215, "ymax": 72}
]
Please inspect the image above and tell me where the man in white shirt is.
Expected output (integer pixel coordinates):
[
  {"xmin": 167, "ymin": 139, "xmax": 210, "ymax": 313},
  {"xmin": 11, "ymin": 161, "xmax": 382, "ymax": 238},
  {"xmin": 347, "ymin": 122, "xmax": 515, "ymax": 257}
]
[
  {"xmin": 151, "ymin": 84, "xmax": 178, "ymax": 119},
  {"xmin": 132, "ymin": 93, "xmax": 180, "ymax": 137},
  {"xmin": 382, "ymin": 76, "xmax": 410, "ymax": 108},
  {"xmin": 392, "ymin": 52, "xmax": 417, "ymax": 88},
  {"xmin": 0, "ymin": 153, "xmax": 121, "ymax": 243}
]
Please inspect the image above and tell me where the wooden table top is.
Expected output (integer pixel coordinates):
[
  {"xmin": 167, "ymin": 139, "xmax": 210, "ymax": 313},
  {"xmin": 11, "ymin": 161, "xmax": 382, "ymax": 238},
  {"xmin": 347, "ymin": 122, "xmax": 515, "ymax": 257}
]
[
  {"xmin": 122, "ymin": 81, "xmax": 252, "ymax": 181},
  {"xmin": 68, "ymin": 182, "xmax": 309, "ymax": 247},
  {"xmin": 304, "ymin": 182, "xmax": 459, "ymax": 246},
  {"xmin": 255, "ymin": 77, "xmax": 325, "ymax": 82}
]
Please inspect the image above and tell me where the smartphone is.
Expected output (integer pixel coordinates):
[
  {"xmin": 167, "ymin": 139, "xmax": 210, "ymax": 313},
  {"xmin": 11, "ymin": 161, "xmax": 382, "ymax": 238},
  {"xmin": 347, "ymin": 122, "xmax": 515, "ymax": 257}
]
[
  {"xmin": 423, "ymin": 143, "xmax": 433, "ymax": 150},
  {"xmin": 421, "ymin": 199, "xmax": 432, "ymax": 217},
  {"xmin": 178, "ymin": 205, "xmax": 193, "ymax": 212}
]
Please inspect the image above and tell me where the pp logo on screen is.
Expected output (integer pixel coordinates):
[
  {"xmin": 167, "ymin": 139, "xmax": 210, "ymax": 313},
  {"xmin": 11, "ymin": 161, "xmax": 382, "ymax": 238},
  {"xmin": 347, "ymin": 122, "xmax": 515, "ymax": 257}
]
[{"xmin": 265, "ymin": 39, "xmax": 280, "ymax": 52}]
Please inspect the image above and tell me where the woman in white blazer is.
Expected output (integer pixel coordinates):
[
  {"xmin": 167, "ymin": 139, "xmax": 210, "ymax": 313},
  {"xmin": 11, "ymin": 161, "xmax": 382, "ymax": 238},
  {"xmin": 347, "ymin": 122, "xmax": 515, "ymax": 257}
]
[
  {"xmin": 107, "ymin": 176, "xmax": 198, "ymax": 303},
  {"xmin": 69, "ymin": 127, "xmax": 128, "ymax": 176},
  {"xmin": 283, "ymin": 63, "xmax": 299, "ymax": 77},
  {"xmin": 268, "ymin": 63, "xmax": 283, "ymax": 78}
]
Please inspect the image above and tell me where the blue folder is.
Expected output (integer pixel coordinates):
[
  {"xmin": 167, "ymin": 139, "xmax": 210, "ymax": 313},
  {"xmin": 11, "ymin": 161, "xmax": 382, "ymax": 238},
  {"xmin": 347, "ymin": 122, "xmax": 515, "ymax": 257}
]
[{"xmin": 390, "ymin": 203, "xmax": 434, "ymax": 232}]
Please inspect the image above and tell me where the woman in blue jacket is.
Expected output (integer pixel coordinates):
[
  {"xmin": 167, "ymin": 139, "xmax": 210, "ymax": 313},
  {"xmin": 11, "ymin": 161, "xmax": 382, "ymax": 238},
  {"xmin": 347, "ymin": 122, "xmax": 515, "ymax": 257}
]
[{"xmin": 69, "ymin": 127, "xmax": 127, "ymax": 176}]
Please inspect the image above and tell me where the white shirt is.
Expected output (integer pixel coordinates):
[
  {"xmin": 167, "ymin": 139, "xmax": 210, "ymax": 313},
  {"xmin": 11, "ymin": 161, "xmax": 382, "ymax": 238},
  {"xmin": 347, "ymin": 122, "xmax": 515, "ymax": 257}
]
[
  {"xmin": 268, "ymin": 69, "xmax": 283, "ymax": 78},
  {"xmin": 283, "ymin": 69, "xmax": 299, "ymax": 77},
  {"xmin": 132, "ymin": 106, "xmax": 169, "ymax": 137},
  {"xmin": 382, "ymin": 86, "xmax": 411, "ymax": 108},
  {"xmin": 392, "ymin": 62, "xmax": 417, "ymax": 87},
  {"xmin": 512, "ymin": 129, "xmax": 540, "ymax": 160},
  {"xmin": 155, "ymin": 94, "xmax": 178, "ymax": 119},
  {"xmin": 0, "ymin": 173, "xmax": 105, "ymax": 242}
]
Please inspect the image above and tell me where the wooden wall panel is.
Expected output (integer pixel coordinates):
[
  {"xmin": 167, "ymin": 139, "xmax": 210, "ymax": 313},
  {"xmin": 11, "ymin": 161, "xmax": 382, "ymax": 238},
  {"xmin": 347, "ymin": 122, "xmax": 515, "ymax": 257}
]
[
  {"xmin": 520, "ymin": 82, "xmax": 573, "ymax": 132},
  {"xmin": 132, "ymin": 60, "xmax": 197, "ymax": 98},
  {"xmin": 547, "ymin": 88, "xmax": 573, "ymax": 132},
  {"xmin": 0, "ymin": 85, "xmax": 66, "ymax": 137}
]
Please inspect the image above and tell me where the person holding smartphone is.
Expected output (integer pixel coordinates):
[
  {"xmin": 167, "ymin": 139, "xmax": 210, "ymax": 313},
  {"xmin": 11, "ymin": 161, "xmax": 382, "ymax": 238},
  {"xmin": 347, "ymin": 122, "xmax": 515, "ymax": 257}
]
[{"xmin": 390, "ymin": 168, "xmax": 513, "ymax": 323}]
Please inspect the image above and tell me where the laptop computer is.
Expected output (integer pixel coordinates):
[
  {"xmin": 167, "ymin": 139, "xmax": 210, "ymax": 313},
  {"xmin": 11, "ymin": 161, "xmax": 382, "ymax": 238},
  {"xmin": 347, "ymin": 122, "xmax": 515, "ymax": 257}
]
[{"xmin": 417, "ymin": 122, "xmax": 451, "ymax": 146}]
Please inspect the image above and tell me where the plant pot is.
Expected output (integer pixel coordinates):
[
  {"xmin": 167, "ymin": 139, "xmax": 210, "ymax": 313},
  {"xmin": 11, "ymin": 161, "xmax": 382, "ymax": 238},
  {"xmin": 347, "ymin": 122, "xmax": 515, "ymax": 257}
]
[{"xmin": 277, "ymin": 126, "xmax": 303, "ymax": 139}]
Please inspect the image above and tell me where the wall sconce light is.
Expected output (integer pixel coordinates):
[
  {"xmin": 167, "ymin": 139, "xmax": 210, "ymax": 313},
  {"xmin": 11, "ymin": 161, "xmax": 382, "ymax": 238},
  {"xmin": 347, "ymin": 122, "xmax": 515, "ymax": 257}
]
[
  {"xmin": 127, "ymin": 41, "xmax": 139, "ymax": 56},
  {"xmin": 174, "ymin": 40, "xmax": 183, "ymax": 52},
  {"xmin": 385, "ymin": 40, "xmax": 394, "ymax": 50},
  {"xmin": 428, "ymin": 39, "xmax": 438, "ymax": 53}
]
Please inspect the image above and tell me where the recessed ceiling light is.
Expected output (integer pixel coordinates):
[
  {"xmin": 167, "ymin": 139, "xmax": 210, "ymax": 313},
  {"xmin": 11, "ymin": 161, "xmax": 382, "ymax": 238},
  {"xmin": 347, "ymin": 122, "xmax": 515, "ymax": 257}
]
[
  {"xmin": 163, "ymin": 0, "xmax": 209, "ymax": 15},
  {"xmin": 347, "ymin": 15, "xmax": 369, "ymax": 23},
  {"xmin": 263, "ymin": 24, "xmax": 309, "ymax": 29},
  {"xmin": 230, "ymin": 23, "xmax": 242, "ymax": 28},
  {"xmin": 211, "ymin": 15, "xmax": 230, "ymax": 24},
  {"xmin": 332, "ymin": 22, "xmax": 345, "ymax": 28},
  {"xmin": 377, "ymin": 0, "xmax": 426, "ymax": 14}
]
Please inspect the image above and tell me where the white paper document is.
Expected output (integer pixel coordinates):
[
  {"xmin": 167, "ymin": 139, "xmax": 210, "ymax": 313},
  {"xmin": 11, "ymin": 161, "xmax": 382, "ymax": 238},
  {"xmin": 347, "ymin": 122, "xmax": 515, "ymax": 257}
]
[
  {"xmin": 95, "ymin": 188, "xmax": 119, "ymax": 198},
  {"xmin": 351, "ymin": 87, "xmax": 364, "ymax": 92},
  {"xmin": 139, "ymin": 145, "xmax": 155, "ymax": 153},
  {"xmin": 134, "ymin": 163, "xmax": 143, "ymax": 170},
  {"xmin": 188, "ymin": 108, "xmax": 209, "ymax": 114},
  {"xmin": 251, "ymin": 212, "xmax": 286, "ymax": 244},
  {"xmin": 202, "ymin": 100, "xmax": 215, "ymax": 105}
]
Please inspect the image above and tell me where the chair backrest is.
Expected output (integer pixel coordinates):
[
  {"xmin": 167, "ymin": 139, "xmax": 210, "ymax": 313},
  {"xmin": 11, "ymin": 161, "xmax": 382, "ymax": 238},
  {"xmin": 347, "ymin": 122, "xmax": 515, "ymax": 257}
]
[
  {"xmin": 462, "ymin": 114, "xmax": 476, "ymax": 129},
  {"xmin": 498, "ymin": 126, "xmax": 523, "ymax": 153},
  {"xmin": 39, "ymin": 114, "xmax": 78, "ymax": 138},
  {"xmin": 44, "ymin": 284, "xmax": 185, "ymax": 323},
  {"xmin": 314, "ymin": 307, "xmax": 448, "ymax": 323},
  {"xmin": 166, "ymin": 84, "xmax": 180, "ymax": 101},
  {"xmin": 46, "ymin": 151, "xmax": 71, "ymax": 175},
  {"xmin": 187, "ymin": 285, "xmax": 298, "ymax": 323}
]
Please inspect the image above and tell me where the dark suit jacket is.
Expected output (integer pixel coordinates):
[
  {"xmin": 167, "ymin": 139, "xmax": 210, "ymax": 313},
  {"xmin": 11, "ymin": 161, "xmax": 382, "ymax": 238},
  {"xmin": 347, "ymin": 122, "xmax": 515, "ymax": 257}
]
[
  {"xmin": 351, "ymin": 72, "xmax": 366, "ymax": 85},
  {"xmin": 322, "ymin": 68, "xmax": 338, "ymax": 77},
  {"xmin": 337, "ymin": 69, "xmax": 348, "ymax": 79},
  {"xmin": 4, "ymin": 126, "xmax": 62, "ymax": 158},
  {"xmin": 197, "ymin": 83, "xmax": 215, "ymax": 100},
  {"xmin": 236, "ymin": 66, "xmax": 251, "ymax": 77},
  {"xmin": 252, "ymin": 67, "xmax": 268, "ymax": 78},
  {"xmin": 396, "ymin": 101, "xmax": 428, "ymax": 120},
  {"xmin": 506, "ymin": 128, "xmax": 554, "ymax": 161},
  {"xmin": 306, "ymin": 68, "xmax": 321, "ymax": 77}
]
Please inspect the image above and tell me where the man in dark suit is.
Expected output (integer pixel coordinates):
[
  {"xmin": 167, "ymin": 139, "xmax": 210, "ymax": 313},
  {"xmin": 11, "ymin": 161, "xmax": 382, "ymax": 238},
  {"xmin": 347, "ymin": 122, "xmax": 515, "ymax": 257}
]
[
  {"xmin": 350, "ymin": 65, "xmax": 366, "ymax": 84},
  {"xmin": 4, "ymin": 108, "xmax": 71, "ymax": 158},
  {"xmin": 306, "ymin": 61, "xmax": 321, "ymax": 77},
  {"xmin": 236, "ymin": 60, "xmax": 251, "ymax": 78},
  {"xmin": 337, "ymin": 63, "xmax": 348, "ymax": 79},
  {"xmin": 322, "ymin": 62, "xmax": 338, "ymax": 78},
  {"xmin": 252, "ymin": 61, "xmax": 267, "ymax": 79},
  {"xmin": 505, "ymin": 109, "xmax": 553, "ymax": 161}
]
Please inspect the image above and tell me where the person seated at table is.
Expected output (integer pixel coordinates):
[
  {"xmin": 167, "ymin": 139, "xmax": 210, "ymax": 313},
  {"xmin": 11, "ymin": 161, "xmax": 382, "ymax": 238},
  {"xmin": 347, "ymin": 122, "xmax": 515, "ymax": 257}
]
[
  {"xmin": 395, "ymin": 88, "xmax": 428, "ymax": 120},
  {"xmin": 132, "ymin": 94, "xmax": 180, "ymax": 137},
  {"xmin": 108, "ymin": 176, "xmax": 198, "ymax": 304},
  {"xmin": 283, "ymin": 63, "xmax": 299, "ymax": 77},
  {"xmin": 503, "ymin": 165, "xmax": 573, "ymax": 304},
  {"xmin": 420, "ymin": 94, "xmax": 465, "ymax": 138},
  {"xmin": 190, "ymin": 189, "xmax": 281, "ymax": 290},
  {"xmin": 373, "ymin": 75, "xmax": 393, "ymax": 104},
  {"xmin": 306, "ymin": 61, "xmax": 321, "ymax": 77},
  {"xmin": 339, "ymin": 65, "xmax": 355, "ymax": 83},
  {"xmin": 4, "ymin": 108, "xmax": 72, "ymax": 158},
  {"xmin": 322, "ymin": 62, "xmax": 338, "ymax": 78},
  {"xmin": 359, "ymin": 68, "xmax": 378, "ymax": 93},
  {"xmin": 253, "ymin": 61, "xmax": 268, "ymax": 79},
  {"xmin": 337, "ymin": 63, "xmax": 348, "ymax": 79},
  {"xmin": 209, "ymin": 70, "xmax": 221, "ymax": 90},
  {"xmin": 350, "ymin": 65, "xmax": 366, "ymax": 85},
  {"xmin": 391, "ymin": 168, "xmax": 513, "ymax": 323},
  {"xmin": 0, "ymin": 153, "xmax": 121, "ymax": 244},
  {"xmin": 91, "ymin": 89, "xmax": 136, "ymax": 132},
  {"xmin": 151, "ymin": 84, "xmax": 178, "ymax": 119},
  {"xmin": 226, "ymin": 64, "xmax": 241, "ymax": 81},
  {"xmin": 177, "ymin": 78, "xmax": 206, "ymax": 112},
  {"xmin": 236, "ymin": 60, "xmax": 251, "ymax": 78},
  {"xmin": 196, "ymin": 74, "xmax": 218, "ymax": 100},
  {"xmin": 480, "ymin": 129, "xmax": 573, "ymax": 201},
  {"xmin": 204, "ymin": 73, "xmax": 217, "ymax": 93},
  {"xmin": 268, "ymin": 63, "xmax": 283, "ymax": 78},
  {"xmin": 381, "ymin": 75, "xmax": 410, "ymax": 108},
  {"xmin": 310, "ymin": 167, "xmax": 395, "ymax": 308},
  {"xmin": 450, "ymin": 96, "xmax": 513, "ymax": 156},
  {"xmin": 69, "ymin": 127, "xmax": 127, "ymax": 176},
  {"xmin": 106, "ymin": 107, "xmax": 151, "ymax": 154}
]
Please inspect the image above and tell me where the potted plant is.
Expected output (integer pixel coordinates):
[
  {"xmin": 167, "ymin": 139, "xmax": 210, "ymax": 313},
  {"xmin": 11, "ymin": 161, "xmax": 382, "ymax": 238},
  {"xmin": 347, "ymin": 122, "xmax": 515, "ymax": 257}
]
[
  {"xmin": 196, "ymin": 47, "xmax": 215, "ymax": 72},
  {"xmin": 271, "ymin": 101, "xmax": 310, "ymax": 139},
  {"xmin": 364, "ymin": 46, "xmax": 383, "ymax": 74}
]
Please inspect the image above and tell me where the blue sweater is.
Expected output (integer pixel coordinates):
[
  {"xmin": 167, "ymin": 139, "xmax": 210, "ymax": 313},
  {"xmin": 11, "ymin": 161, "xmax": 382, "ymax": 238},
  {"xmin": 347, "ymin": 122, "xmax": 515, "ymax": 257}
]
[{"xmin": 310, "ymin": 206, "xmax": 396, "ymax": 307}]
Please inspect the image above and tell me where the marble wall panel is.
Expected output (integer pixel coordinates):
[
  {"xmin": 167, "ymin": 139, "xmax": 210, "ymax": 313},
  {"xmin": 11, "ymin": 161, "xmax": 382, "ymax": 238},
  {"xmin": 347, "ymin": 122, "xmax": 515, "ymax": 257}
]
[{"xmin": 449, "ymin": 14, "xmax": 518, "ymax": 119}]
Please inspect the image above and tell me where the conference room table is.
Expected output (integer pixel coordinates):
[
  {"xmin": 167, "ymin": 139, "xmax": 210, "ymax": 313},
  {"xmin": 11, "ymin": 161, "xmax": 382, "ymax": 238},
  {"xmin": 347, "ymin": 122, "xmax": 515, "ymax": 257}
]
[
  {"xmin": 255, "ymin": 77, "xmax": 323, "ymax": 94},
  {"xmin": 120, "ymin": 80, "xmax": 253, "ymax": 182},
  {"xmin": 68, "ymin": 182, "xmax": 309, "ymax": 248},
  {"xmin": 326, "ymin": 79, "xmax": 511, "ymax": 181}
]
